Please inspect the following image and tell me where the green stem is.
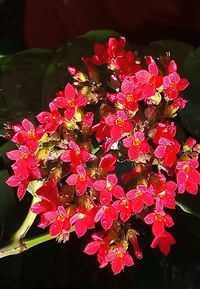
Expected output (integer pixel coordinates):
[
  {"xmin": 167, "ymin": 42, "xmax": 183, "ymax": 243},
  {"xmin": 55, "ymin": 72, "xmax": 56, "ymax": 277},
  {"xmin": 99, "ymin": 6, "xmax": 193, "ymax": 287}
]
[
  {"xmin": 12, "ymin": 196, "xmax": 39, "ymax": 241},
  {"xmin": 0, "ymin": 180, "xmax": 74, "ymax": 259},
  {"xmin": 0, "ymin": 233, "xmax": 56, "ymax": 258}
]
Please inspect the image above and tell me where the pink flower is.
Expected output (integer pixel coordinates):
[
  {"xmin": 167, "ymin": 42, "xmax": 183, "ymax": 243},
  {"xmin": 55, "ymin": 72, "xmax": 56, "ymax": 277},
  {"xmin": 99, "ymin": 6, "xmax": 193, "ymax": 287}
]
[
  {"xmin": 163, "ymin": 63, "xmax": 189, "ymax": 99},
  {"xmin": 66, "ymin": 165, "xmax": 93, "ymax": 196},
  {"xmin": 112, "ymin": 198, "xmax": 133, "ymax": 222},
  {"xmin": 127, "ymin": 184, "xmax": 154, "ymax": 213},
  {"xmin": 155, "ymin": 180, "xmax": 177, "ymax": 209},
  {"xmin": 94, "ymin": 204, "xmax": 117, "ymax": 230},
  {"xmin": 123, "ymin": 131, "xmax": 149, "ymax": 160},
  {"xmin": 12, "ymin": 119, "xmax": 42, "ymax": 153},
  {"xmin": 6, "ymin": 146, "xmax": 41, "ymax": 200},
  {"xmin": 93, "ymin": 174, "xmax": 125, "ymax": 205},
  {"xmin": 105, "ymin": 246, "xmax": 134, "ymax": 274},
  {"xmin": 134, "ymin": 56, "xmax": 163, "ymax": 99},
  {"xmin": 105, "ymin": 110, "xmax": 132, "ymax": 141},
  {"xmin": 84, "ymin": 233, "xmax": 110, "ymax": 267},
  {"xmin": 154, "ymin": 137, "xmax": 180, "ymax": 167},
  {"xmin": 116, "ymin": 77, "xmax": 139, "ymax": 111},
  {"xmin": 61, "ymin": 140, "xmax": 90, "ymax": 167},
  {"xmin": 36, "ymin": 109, "xmax": 61, "ymax": 133},
  {"xmin": 144, "ymin": 211, "xmax": 174, "ymax": 237},
  {"xmin": 31, "ymin": 180, "xmax": 59, "ymax": 215},
  {"xmin": 82, "ymin": 112, "xmax": 94, "ymax": 132},
  {"xmin": 51, "ymin": 83, "xmax": 87, "ymax": 120},
  {"xmin": 176, "ymin": 159, "xmax": 200, "ymax": 194},
  {"xmin": 44, "ymin": 206, "xmax": 70, "ymax": 236},
  {"xmin": 70, "ymin": 208, "xmax": 96, "ymax": 237}
]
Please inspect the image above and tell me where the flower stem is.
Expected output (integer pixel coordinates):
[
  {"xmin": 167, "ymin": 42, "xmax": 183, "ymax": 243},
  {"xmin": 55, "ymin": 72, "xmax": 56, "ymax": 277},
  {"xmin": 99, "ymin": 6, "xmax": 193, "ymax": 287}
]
[
  {"xmin": 0, "ymin": 233, "xmax": 56, "ymax": 258},
  {"xmin": 12, "ymin": 196, "xmax": 39, "ymax": 241}
]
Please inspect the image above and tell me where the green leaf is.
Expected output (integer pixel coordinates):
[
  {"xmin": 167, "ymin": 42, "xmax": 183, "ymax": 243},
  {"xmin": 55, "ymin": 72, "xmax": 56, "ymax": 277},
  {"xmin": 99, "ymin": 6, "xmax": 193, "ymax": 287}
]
[
  {"xmin": 0, "ymin": 48, "xmax": 52, "ymax": 128},
  {"xmin": 176, "ymin": 193, "xmax": 200, "ymax": 219},
  {"xmin": 83, "ymin": 29, "xmax": 120, "ymax": 42},
  {"xmin": 179, "ymin": 47, "xmax": 200, "ymax": 137},
  {"xmin": 0, "ymin": 169, "xmax": 16, "ymax": 241}
]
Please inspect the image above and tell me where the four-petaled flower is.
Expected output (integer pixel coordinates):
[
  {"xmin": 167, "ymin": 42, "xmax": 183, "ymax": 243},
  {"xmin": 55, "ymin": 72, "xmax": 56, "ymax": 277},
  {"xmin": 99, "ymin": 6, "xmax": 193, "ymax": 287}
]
[
  {"xmin": 144, "ymin": 211, "xmax": 174, "ymax": 236},
  {"xmin": 61, "ymin": 140, "xmax": 90, "ymax": 167},
  {"xmin": 66, "ymin": 165, "xmax": 93, "ymax": 196},
  {"xmin": 116, "ymin": 77, "xmax": 138, "ymax": 111},
  {"xmin": 105, "ymin": 246, "xmax": 134, "ymax": 275},
  {"xmin": 93, "ymin": 174, "xmax": 125, "ymax": 205},
  {"xmin": 127, "ymin": 184, "xmax": 154, "ymax": 213},
  {"xmin": 44, "ymin": 206, "xmax": 70, "ymax": 236},
  {"xmin": 154, "ymin": 137, "xmax": 180, "ymax": 167},
  {"xmin": 51, "ymin": 83, "xmax": 88, "ymax": 120},
  {"xmin": 94, "ymin": 204, "xmax": 117, "ymax": 230},
  {"xmin": 123, "ymin": 131, "xmax": 150, "ymax": 160},
  {"xmin": 176, "ymin": 159, "xmax": 200, "ymax": 194},
  {"xmin": 163, "ymin": 63, "xmax": 189, "ymax": 100},
  {"xmin": 105, "ymin": 110, "xmax": 132, "ymax": 141}
]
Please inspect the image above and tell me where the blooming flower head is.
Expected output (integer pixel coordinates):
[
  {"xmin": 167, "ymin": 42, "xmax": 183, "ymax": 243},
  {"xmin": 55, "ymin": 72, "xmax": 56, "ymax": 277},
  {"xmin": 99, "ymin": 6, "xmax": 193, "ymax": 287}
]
[{"xmin": 5, "ymin": 36, "xmax": 200, "ymax": 275}]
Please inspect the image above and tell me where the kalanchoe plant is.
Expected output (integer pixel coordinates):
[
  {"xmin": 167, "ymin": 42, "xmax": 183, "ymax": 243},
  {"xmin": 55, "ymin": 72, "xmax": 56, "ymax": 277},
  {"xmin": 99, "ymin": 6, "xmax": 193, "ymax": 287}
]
[{"xmin": 2, "ymin": 36, "xmax": 200, "ymax": 274}]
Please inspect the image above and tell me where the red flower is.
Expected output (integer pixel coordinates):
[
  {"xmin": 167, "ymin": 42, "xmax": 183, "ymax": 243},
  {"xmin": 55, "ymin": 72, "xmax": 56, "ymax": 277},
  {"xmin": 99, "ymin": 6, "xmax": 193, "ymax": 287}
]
[
  {"xmin": 6, "ymin": 177, "xmax": 28, "ymax": 201},
  {"xmin": 31, "ymin": 179, "xmax": 59, "ymax": 215},
  {"xmin": 94, "ymin": 204, "xmax": 117, "ymax": 230},
  {"xmin": 105, "ymin": 110, "xmax": 132, "ymax": 141},
  {"xmin": 153, "ymin": 122, "xmax": 176, "ymax": 144},
  {"xmin": 126, "ymin": 184, "xmax": 154, "ymax": 213},
  {"xmin": 44, "ymin": 206, "xmax": 70, "ymax": 236},
  {"xmin": 163, "ymin": 65, "xmax": 189, "ymax": 100},
  {"xmin": 144, "ymin": 211, "xmax": 174, "ymax": 237},
  {"xmin": 90, "ymin": 37, "xmax": 126, "ymax": 66},
  {"xmin": 93, "ymin": 174, "xmax": 125, "ymax": 205},
  {"xmin": 84, "ymin": 233, "xmax": 110, "ymax": 267},
  {"xmin": 12, "ymin": 119, "xmax": 42, "ymax": 153},
  {"xmin": 6, "ymin": 146, "xmax": 41, "ymax": 200},
  {"xmin": 8, "ymin": 147, "xmax": 41, "ymax": 179},
  {"xmin": 51, "ymin": 83, "xmax": 87, "ymax": 120},
  {"xmin": 105, "ymin": 246, "xmax": 134, "ymax": 274},
  {"xmin": 66, "ymin": 165, "xmax": 93, "ymax": 196},
  {"xmin": 176, "ymin": 159, "xmax": 200, "ymax": 194},
  {"xmin": 99, "ymin": 153, "xmax": 116, "ymax": 172},
  {"xmin": 92, "ymin": 121, "xmax": 111, "ymax": 143},
  {"xmin": 61, "ymin": 140, "xmax": 90, "ymax": 167},
  {"xmin": 154, "ymin": 137, "xmax": 180, "ymax": 167},
  {"xmin": 183, "ymin": 137, "xmax": 197, "ymax": 152},
  {"xmin": 37, "ymin": 109, "xmax": 61, "ymax": 133},
  {"xmin": 155, "ymin": 180, "xmax": 177, "ymax": 209},
  {"xmin": 116, "ymin": 77, "xmax": 138, "ymax": 111},
  {"xmin": 112, "ymin": 198, "xmax": 133, "ymax": 222},
  {"xmin": 82, "ymin": 112, "xmax": 94, "ymax": 132},
  {"xmin": 70, "ymin": 208, "xmax": 96, "ymax": 237},
  {"xmin": 134, "ymin": 56, "xmax": 163, "ymax": 99},
  {"xmin": 127, "ymin": 229, "xmax": 143, "ymax": 259},
  {"xmin": 151, "ymin": 230, "xmax": 176, "ymax": 255},
  {"xmin": 164, "ymin": 97, "xmax": 187, "ymax": 117},
  {"xmin": 114, "ymin": 51, "xmax": 141, "ymax": 78},
  {"xmin": 123, "ymin": 131, "xmax": 149, "ymax": 160}
]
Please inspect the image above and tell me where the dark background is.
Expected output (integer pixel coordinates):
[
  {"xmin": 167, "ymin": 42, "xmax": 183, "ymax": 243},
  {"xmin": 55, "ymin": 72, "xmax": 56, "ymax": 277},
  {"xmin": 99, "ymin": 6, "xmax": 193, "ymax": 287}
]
[
  {"xmin": 1, "ymin": 1, "xmax": 200, "ymax": 289},
  {"xmin": 1, "ymin": 0, "xmax": 200, "ymax": 49}
]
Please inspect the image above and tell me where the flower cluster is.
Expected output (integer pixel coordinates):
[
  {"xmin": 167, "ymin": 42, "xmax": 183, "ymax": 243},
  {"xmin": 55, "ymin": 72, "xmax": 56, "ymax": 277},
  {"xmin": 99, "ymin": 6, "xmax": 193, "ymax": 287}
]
[{"xmin": 6, "ymin": 37, "xmax": 200, "ymax": 274}]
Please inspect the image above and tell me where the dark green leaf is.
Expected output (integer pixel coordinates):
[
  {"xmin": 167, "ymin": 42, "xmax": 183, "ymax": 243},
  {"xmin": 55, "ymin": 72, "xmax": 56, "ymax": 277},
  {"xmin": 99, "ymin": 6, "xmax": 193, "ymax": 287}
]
[{"xmin": 180, "ymin": 47, "xmax": 200, "ymax": 137}]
